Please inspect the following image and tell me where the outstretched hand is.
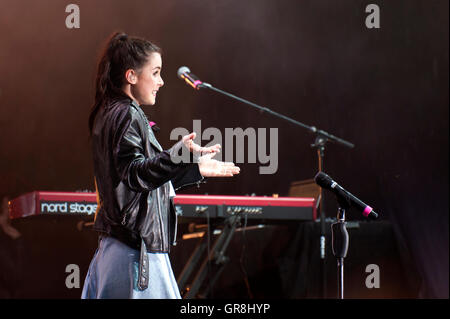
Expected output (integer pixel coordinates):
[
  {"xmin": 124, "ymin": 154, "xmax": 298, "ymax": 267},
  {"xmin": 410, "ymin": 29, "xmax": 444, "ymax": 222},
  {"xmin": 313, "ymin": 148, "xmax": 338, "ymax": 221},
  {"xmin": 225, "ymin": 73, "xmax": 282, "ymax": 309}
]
[
  {"xmin": 198, "ymin": 153, "xmax": 240, "ymax": 177},
  {"xmin": 182, "ymin": 132, "xmax": 221, "ymax": 157},
  {"xmin": 182, "ymin": 132, "xmax": 240, "ymax": 177}
]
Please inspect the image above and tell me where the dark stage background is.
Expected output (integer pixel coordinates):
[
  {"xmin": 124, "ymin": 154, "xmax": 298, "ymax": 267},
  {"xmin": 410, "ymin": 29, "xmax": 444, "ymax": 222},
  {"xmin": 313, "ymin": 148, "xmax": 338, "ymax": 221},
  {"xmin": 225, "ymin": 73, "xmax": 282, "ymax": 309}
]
[{"xmin": 0, "ymin": 0, "xmax": 448, "ymax": 299}]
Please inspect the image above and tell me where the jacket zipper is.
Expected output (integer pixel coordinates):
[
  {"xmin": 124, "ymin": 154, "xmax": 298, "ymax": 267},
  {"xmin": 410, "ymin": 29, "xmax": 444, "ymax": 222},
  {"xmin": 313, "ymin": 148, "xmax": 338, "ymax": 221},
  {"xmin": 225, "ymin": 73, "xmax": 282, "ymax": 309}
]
[
  {"xmin": 172, "ymin": 210, "xmax": 178, "ymax": 246},
  {"xmin": 156, "ymin": 188, "xmax": 165, "ymax": 248},
  {"xmin": 174, "ymin": 177, "xmax": 206, "ymax": 191},
  {"xmin": 121, "ymin": 212, "xmax": 130, "ymax": 225}
]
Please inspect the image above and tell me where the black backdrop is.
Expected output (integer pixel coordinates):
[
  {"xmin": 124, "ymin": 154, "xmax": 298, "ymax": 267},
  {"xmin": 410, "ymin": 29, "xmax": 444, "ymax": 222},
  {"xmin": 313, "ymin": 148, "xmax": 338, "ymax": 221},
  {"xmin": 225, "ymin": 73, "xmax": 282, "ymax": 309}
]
[{"xmin": 0, "ymin": 0, "xmax": 448, "ymax": 298}]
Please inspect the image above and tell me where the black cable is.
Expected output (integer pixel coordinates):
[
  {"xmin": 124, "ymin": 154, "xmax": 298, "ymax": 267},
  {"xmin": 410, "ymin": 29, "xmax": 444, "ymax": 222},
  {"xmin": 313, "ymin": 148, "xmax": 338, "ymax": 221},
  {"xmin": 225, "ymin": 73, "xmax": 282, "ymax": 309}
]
[
  {"xmin": 206, "ymin": 211, "xmax": 213, "ymax": 298},
  {"xmin": 239, "ymin": 214, "xmax": 253, "ymax": 298}
]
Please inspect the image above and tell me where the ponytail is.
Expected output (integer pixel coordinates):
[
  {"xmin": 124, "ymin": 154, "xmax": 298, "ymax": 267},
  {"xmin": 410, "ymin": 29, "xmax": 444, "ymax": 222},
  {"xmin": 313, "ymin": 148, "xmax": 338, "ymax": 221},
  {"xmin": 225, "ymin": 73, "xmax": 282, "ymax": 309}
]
[{"xmin": 88, "ymin": 32, "xmax": 161, "ymax": 135}]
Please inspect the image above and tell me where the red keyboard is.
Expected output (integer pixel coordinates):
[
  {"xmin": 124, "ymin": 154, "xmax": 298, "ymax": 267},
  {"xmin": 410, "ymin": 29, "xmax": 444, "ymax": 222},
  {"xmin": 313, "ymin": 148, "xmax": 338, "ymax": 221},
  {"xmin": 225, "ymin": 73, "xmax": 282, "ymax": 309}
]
[
  {"xmin": 9, "ymin": 191, "xmax": 316, "ymax": 221},
  {"xmin": 174, "ymin": 194, "xmax": 316, "ymax": 221},
  {"xmin": 8, "ymin": 191, "xmax": 98, "ymax": 219}
]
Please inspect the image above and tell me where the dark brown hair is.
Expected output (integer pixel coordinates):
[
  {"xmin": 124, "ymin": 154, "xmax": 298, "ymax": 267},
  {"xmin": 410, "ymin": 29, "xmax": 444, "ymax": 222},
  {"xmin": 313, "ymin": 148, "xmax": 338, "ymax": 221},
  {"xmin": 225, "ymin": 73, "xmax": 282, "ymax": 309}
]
[{"xmin": 88, "ymin": 32, "xmax": 161, "ymax": 134}]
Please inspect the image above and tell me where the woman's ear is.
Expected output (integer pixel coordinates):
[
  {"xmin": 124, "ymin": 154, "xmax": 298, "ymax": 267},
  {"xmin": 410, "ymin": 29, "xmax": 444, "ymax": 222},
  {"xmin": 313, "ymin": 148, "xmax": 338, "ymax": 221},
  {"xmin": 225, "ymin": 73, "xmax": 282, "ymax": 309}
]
[{"xmin": 125, "ymin": 69, "xmax": 137, "ymax": 84}]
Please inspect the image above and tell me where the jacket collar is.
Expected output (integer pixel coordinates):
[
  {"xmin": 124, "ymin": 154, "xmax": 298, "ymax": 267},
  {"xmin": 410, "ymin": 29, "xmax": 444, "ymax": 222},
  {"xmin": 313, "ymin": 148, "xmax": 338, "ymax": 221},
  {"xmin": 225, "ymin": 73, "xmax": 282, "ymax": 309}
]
[{"xmin": 130, "ymin": 100, "xmax": 163, "ymax": 152}]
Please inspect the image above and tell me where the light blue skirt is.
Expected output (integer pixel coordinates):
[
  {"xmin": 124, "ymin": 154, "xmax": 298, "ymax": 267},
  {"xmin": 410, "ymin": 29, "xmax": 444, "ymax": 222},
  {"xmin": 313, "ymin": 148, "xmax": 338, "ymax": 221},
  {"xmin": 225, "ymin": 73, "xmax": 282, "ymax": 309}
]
[{"xmin": 81, "ymin": 236, "xmax": 181, "ymax": 299}]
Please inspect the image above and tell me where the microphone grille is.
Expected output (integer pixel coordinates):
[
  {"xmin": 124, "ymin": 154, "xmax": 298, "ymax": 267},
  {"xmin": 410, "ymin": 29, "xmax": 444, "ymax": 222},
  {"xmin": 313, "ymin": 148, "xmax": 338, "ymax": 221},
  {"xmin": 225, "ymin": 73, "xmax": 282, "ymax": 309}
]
[
  {"xmin": 314, "ymin": 171, "xmax": 333, "ymax": 189},
  {"xmin": 177, "ymin": 66, "xmax": 190, "ymax": 79}
]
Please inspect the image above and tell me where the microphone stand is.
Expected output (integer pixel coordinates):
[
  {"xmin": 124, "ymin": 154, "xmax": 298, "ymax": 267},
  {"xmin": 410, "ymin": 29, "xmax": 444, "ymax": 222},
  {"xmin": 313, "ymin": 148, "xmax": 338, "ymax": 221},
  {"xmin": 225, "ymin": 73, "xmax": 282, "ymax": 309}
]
[
  {"xmin": 332, "ymin": 195, "xmax": 351, "ymax": 299},
  {"xmin": 312, "ymin": 135, "xmax": 327, "ymax": 298},
  {"xmin": 197, "ymin": 82, "xmax": 354, "ymax": 298}
]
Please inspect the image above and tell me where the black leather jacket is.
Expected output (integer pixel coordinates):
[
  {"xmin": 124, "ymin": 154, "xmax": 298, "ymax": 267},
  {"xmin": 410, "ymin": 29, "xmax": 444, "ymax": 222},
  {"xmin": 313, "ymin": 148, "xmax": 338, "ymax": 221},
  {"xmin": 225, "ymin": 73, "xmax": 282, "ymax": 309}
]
[{"xmin": 91, "ymin": 97, "xmax": 203, "ymax": 253}]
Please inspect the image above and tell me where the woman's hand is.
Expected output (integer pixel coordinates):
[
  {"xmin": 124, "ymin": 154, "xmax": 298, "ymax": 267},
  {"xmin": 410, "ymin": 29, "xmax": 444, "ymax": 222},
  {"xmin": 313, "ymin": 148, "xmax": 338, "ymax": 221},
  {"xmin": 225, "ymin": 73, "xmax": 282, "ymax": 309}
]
[
  {"xmin": 182, "ymin": 132, "xmax": 221, "ymax": 157},
  {"xmin": 182, "ymin": 132, "xmax": 240, "ymax": 177},
  {"xmin": 198, "ymin": 153, "xmax": 240, "ymax": 177}
]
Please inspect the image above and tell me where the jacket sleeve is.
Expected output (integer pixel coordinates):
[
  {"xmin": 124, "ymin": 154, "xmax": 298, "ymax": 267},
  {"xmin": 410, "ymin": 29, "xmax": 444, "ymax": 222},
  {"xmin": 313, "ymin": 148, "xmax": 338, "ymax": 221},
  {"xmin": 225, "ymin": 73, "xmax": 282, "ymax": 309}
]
[
  {"xmin": 171, "ymin": 164, "xmax": 205, "ymax": 191},
  {"xmin": 113, "ymin": 107, "xmax": 199, "ymax": 192}
]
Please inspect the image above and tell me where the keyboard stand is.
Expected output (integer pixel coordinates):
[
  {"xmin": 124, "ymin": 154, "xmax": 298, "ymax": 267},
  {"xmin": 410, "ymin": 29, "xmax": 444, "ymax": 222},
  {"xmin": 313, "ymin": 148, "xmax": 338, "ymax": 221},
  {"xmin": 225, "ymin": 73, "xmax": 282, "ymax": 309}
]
[{"xmin": 179, "ymin": 214, "xmax": 241, "ymax": 299}]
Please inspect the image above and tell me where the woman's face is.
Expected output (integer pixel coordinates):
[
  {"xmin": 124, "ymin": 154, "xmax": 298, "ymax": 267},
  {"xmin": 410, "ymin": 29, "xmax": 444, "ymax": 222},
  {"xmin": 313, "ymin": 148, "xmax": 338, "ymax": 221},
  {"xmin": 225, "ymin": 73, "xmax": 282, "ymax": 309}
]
[{"xmin": 130, "ymin": 52, "xmax": 164, "ymax": 106}]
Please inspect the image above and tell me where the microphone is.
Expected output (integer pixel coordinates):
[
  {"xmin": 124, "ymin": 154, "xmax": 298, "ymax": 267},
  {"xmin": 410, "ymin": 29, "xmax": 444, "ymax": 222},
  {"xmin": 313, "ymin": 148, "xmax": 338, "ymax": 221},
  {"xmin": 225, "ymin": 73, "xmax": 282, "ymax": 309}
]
[
  {"xmin": 314, "ymin": 171, "xmax": 379, "ymax": 220},
  {"xmin": 177, "ymin": 66, "xmax": 206, "ymax": 90}
]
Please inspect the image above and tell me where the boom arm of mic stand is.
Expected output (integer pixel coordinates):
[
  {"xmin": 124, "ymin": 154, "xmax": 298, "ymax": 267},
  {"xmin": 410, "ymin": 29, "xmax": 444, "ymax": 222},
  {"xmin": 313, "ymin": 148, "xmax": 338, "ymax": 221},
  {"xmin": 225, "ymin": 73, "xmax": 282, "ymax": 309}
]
[{"xmin": 199, "ymin": 82, "xmax": 355, "ymax": 149}]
